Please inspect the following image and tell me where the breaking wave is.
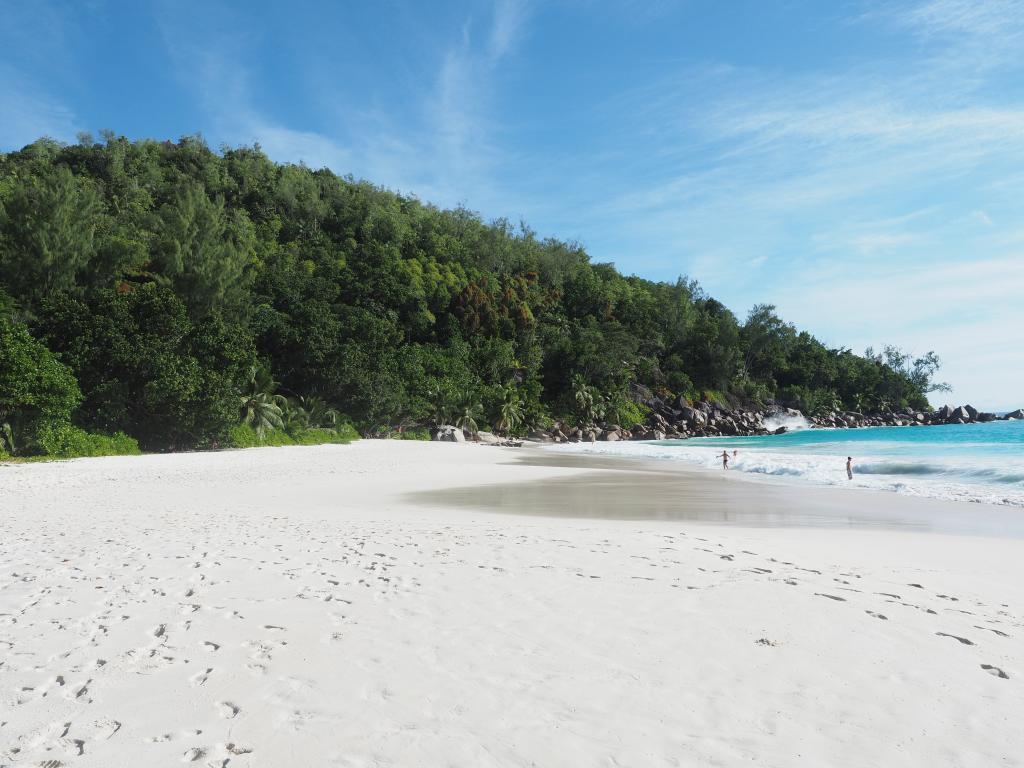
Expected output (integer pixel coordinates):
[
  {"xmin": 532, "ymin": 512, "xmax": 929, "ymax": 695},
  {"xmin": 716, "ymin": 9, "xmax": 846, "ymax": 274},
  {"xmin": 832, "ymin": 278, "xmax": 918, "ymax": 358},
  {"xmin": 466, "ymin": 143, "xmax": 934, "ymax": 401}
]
[{"xmin": 546, "ymin": 421, "xmax": 1024, "ymax": 507}]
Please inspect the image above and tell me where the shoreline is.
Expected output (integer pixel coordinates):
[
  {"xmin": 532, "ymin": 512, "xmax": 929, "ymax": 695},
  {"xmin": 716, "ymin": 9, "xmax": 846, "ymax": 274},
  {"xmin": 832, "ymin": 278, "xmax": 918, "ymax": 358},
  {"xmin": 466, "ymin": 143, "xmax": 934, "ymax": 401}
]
[
  {"xmin": 2, "ymin": 441, "xmax": 1021, "ymax": 766},
  {"xmin": 533, "ymin": 419, "xmax": 1024, "ymax": 509},
  {"xmin": 413, "ymin": 446, "xmax": 1024, "ymax": 538}
]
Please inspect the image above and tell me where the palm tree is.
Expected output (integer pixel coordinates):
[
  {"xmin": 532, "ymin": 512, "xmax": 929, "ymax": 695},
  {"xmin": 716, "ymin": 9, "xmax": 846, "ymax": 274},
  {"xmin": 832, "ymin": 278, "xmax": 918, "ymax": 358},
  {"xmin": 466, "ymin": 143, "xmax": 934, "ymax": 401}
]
[
  {"xmin": 572, "ymin": 374, "xmax": 596, "ymax": 425},
  {"xmin": 280, "ymin": 399, "xmax": 309, "ymax": 433},
  {"xmin": 240, "ymin": 363, "xmax": 285, "ymax": 438},
  {"xmin": 298, "ymin": 396, "xmax": 339, "ymax": 428},
  {"xmin": 497, "ymin": 385, "xmax": 525, "ymax": 436},
  {"xmin": 427, "ymin": 386, "xmax": 455, "ymax": 427},
  {"xmin": 454, "ymin": 396, "xmax": 484, "ymax": 438}
]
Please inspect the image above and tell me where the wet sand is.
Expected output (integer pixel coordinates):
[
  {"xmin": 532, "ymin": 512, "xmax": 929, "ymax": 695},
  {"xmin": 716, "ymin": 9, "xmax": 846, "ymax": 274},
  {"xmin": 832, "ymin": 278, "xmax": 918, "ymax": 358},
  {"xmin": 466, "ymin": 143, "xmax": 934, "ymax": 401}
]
[{"xmin": 412, "ymin": 448, "xmax": 1024, "ymax": 537}]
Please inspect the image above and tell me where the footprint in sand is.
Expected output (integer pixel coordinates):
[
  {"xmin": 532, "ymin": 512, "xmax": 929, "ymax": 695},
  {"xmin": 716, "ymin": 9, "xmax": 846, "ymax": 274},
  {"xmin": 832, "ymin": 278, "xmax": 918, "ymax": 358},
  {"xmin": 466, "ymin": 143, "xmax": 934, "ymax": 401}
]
[
  {"xmin": 217, "ymin": 701, "xmax": 240, "ymax": 719},
  {"xmin": 865, "ymin": 610, "xmax": 888, "ymax": 620},
  {"xmin": 981, "ymin": 664, "xmax": 1009, "ymax": 679},
  {"xmin": 935, "ymin": 632, "xmax": 974, "ymax": 646},
  {"xmin": 974, "ymin": 626, "xmax": 1010, "ymax": 637},
  {"xmin": 814, "ymin": 593, "xmax": 846, "ymax": 602},
  {"xmin": 81, "ymin": 718, "xmax": 121, "ymax": 742},
  {"xmin": 190, "ymin": 668, "xmax": 214, "ymax": 686}
]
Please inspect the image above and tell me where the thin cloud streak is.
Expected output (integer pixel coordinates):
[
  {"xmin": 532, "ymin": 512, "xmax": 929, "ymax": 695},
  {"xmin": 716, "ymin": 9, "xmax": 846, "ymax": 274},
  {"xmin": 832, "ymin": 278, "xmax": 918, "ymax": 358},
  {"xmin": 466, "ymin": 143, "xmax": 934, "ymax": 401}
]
[
  {"xmin": 155, "ymin": 0, "xmax": 529, "ymax": 214},
  {"xmin": 0, "ymin": 65, "xmax": 79, "ymax": 149}
]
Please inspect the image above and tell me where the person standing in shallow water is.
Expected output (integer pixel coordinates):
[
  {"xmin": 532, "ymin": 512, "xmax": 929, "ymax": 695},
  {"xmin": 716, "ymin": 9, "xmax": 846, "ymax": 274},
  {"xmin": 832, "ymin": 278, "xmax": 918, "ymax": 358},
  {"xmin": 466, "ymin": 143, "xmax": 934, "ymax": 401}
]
[
  {"xmin": 846, "ymin": 457, "xmax": 853, "ymax": 480},
  {"xmin": 720, "ymin": 451, "xmax": 730, "ymax": 470}
]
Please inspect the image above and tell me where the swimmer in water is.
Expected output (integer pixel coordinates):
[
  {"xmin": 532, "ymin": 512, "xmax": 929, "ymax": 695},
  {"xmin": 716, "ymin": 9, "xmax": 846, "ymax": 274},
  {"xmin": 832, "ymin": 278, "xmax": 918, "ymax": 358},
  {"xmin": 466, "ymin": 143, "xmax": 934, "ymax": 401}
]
[
  {"xmin": 846, "ymin": 456, "xmax": 853, "ymax": 480},
  {"xmin": 720, "ymin": 450, "xmax": 730, "ymax": 470}
]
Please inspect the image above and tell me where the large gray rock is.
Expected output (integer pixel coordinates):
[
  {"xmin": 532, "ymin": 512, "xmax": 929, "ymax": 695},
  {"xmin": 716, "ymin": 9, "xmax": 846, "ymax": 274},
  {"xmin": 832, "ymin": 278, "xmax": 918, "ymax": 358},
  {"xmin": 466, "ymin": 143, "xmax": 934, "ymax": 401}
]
[
  {"xmin": 950, "ymin": 406, "xmax": 971, "ymax": 422},
  {"xmin": 964, "ymin": 404, "xmax": 979, "ymax": 420},
  {"xmin": 1005, "ymin": 409, "xmax": 1024, "ymax": 420},
  {"xmin": 432, "ymin": 424, "xmax": 465, "ymax": 442},
  {"xmin": 600, "ymin": 430, "xmax": 620, "ymax": 441},
  {"xmin": 937, "ymin": 404, "xmax": 953, "ymax": 420}
]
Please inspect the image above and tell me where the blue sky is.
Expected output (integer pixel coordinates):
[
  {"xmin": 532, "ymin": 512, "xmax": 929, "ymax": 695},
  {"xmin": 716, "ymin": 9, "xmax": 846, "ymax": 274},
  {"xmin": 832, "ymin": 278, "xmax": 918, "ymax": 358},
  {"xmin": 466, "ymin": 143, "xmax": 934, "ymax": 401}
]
[{"xmin": 2, "ymin": 0, "xmax": 1022, "ymax": 409}]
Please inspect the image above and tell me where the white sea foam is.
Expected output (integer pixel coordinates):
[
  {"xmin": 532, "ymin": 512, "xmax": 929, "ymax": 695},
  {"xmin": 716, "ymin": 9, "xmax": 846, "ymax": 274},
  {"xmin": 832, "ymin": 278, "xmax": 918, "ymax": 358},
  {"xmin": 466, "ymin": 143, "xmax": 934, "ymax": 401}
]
[
  {"xmin": 761, "ymin": 412, "xmax": 813, "ymax": 432},
  {"xmin": 547, "ymin": 440, "xmax": 1024, "ymax": 508}
]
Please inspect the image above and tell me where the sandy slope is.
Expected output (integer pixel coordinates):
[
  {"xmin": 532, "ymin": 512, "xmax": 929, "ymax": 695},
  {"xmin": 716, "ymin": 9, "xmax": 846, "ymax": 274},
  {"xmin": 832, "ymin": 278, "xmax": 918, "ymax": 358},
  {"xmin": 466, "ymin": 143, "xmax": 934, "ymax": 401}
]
[{"xmin": 1, "ymin": 442, "xmax": 1021, "ymax": 767}]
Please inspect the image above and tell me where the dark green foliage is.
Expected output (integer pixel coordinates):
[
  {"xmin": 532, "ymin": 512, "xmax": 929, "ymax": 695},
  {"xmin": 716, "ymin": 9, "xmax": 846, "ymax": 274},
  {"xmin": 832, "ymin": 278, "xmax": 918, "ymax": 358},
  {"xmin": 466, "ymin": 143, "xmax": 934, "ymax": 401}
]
[
  {"xmin": 0, "ymin": 134, "xmax": 940, "ymax": 454},
  {"xmin": 33, "ymin": 286, "xmax": 254, "ymax": 450},
  {"xmin": 0, "ymin": 318, "xmax": 82, "ymax": 453},
  {"xmin": 0, "ymin": 166, "xmax": 104, "ymax": 308}
]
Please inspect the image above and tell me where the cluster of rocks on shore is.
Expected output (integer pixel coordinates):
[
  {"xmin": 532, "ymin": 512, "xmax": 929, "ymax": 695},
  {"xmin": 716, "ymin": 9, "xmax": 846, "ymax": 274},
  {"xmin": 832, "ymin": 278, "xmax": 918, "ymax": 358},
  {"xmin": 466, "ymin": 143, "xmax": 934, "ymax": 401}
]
[
  {"xmin": 430, "ymin": 398, "xmax": 1022, "ymax": 444},
  {"xmin": 519, "ymin": 400, "xmax": 1023, "ymax": 444}
]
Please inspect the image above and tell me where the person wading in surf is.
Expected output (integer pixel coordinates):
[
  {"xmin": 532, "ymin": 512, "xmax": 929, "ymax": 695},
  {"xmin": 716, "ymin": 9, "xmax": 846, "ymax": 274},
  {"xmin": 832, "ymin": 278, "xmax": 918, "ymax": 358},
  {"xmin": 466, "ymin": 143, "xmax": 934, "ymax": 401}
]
[
  {"xmin": 720, "ymin": 451, "xmax": 730, "ymax": 470},
  {"xmin": 846, "ymin": 456, "xmax": 853, "ymax": 480}
]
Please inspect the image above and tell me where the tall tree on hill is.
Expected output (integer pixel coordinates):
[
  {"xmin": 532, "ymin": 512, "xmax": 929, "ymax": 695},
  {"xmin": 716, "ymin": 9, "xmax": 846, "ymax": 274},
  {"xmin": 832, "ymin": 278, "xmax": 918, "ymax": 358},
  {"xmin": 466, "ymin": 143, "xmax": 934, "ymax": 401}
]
[
  {"xmin": 154, "ymin": 182, "xmax": 256, "ymax": 319},
  {"xmin": 0, "ymin": 166, "xmax": 103, "ymax": 310}
]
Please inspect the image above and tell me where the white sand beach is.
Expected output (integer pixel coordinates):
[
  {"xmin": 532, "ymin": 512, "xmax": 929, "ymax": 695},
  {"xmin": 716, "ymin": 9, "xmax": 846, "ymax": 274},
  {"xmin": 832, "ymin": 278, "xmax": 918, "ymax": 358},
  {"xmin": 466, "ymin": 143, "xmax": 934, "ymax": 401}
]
[{"xmin": 2, "ymin": 441, "xmax": 1022, "ymax": 767}]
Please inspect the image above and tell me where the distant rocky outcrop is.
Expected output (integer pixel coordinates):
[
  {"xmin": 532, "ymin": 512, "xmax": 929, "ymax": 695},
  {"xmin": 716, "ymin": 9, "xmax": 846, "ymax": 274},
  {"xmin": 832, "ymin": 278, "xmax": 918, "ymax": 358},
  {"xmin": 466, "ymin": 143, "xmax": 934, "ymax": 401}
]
[{"xmin": 512, "ymin": 398, "xmax": 1021, "ymax": 444}]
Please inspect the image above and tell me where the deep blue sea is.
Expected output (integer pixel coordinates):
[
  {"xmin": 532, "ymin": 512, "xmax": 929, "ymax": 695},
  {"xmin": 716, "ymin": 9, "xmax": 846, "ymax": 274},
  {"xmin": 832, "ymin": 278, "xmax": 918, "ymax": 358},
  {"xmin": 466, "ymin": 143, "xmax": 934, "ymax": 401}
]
[{"xmin": 551, "ymin": 419, "xmax": 1024, "ymax": 507}]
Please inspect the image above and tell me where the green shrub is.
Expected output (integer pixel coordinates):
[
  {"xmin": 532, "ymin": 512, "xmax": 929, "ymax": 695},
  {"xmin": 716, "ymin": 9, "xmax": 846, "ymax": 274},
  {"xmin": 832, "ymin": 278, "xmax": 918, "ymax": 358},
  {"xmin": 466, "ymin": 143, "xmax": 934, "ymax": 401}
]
[
  {"xmin": 333, "ymin": 423, "xmax": 360, "ymax": 442},
  {"xmin": 699, "ymin": 389, "xmax": 730, "ymax": 407},
  {"xmin": 228, "ymin": 422, "xmax": 359, "ymax": 448},
  {"xmin": 290, "ymin": 426, "xmax": 358, "ymax": 445},
  {"xmin": 615, "ymin": 400, "xmax": 650, "ymax": 430},
  {"xmin": 34, "ymin": 424, "xmax": 140, "ymax": 458},
  {"xmin": 390, "ymin": 427, "xmax": 431, "ymax": 440}
]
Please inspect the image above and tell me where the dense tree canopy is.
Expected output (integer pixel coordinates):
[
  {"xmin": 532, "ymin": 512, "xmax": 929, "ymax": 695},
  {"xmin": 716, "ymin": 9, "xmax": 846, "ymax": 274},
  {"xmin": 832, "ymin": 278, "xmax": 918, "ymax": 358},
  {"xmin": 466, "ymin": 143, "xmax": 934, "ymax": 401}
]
[{"xmin": 0, "ymin": 135, "xmax": 939, "ymax": 452}]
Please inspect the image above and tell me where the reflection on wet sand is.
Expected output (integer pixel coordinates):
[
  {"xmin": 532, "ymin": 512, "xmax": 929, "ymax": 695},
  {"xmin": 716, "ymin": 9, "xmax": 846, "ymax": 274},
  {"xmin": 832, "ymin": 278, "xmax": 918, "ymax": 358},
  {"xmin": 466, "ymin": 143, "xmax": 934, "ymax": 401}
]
[{"xmin": 409, "ymin": 449, "xmax": 1024, "ymax": 537}]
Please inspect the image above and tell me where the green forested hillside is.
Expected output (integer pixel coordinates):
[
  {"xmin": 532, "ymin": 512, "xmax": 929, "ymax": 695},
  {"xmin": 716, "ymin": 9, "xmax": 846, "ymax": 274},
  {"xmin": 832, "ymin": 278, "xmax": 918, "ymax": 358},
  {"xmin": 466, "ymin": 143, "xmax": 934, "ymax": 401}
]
[{"xmin": 0, "ymin": 135, "xmax": 943, "ymax": 455}]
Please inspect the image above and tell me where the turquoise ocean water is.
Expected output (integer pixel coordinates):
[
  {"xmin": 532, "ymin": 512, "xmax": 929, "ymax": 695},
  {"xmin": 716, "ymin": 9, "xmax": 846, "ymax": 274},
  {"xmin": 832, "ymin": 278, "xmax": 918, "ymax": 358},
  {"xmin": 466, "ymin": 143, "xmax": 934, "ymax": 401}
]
[{"xmin": 551, "ymin": 419, "xmax": 1024, "ymax": 507}]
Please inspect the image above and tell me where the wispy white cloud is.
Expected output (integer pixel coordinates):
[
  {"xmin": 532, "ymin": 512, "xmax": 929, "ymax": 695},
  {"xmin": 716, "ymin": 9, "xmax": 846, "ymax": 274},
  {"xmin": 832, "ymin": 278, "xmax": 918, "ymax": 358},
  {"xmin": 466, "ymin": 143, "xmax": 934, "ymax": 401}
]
[
  {"xmin": 489, "ymin": 0, "xmax": 530, "ymax": 61},
  {"xmin": 155, "ymin": 0, "xmax": 528, "ymax": 213},
  {"xmin": 0, "ymin": 1, "xmax": 83, "ymax": 150},
  {"xmin": 898, "ymin": 0, "xmax": 1024, "ymax": 45},
  {"xmin": 406, "ymin": 0, "xmax": 530, "ymax": 203},
  {"xmin": 0, "ymin": 64, "xmax": 79, "ymax": 149},
  {"xmin": 970, "ymin": 210, "xmax": 993, "ymax": 226}
]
